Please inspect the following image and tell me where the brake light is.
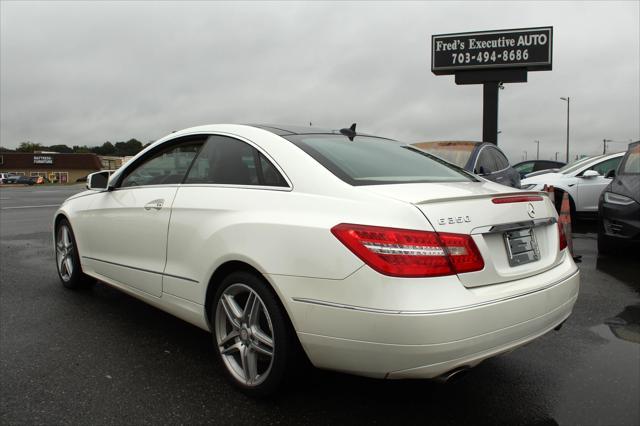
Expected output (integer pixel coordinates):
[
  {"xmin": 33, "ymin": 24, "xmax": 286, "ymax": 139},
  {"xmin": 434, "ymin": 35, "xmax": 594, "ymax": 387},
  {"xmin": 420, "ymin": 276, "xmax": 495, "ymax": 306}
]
[
  {"xmin": 492, "ymin": 195, "xmax": 543, "ymax": 204},
  {"xmin": 558, "ymin": 222, "xmax": 568, "ymax": 251},
  {"xmin": 331, "ymin": 224, "xmax": 484, "ymax": 277}
]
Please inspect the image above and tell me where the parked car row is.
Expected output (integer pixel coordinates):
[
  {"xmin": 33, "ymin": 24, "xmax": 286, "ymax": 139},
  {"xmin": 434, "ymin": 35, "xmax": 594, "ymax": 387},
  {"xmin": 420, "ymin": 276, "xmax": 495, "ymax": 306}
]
[
  {"xmin": 412, "ymin": 141, "xmax": 521, "ymax": 188},
  {"xmin": 0, "ymin": 174, "xmax": 47, "ymax": 185},
  {"xmin": 513, "ymin": 160, "xmax": 566, "ymax": 179},
  {"xmin": 520, "ymin": 152, "xmax": 625, "ymax": 216}
]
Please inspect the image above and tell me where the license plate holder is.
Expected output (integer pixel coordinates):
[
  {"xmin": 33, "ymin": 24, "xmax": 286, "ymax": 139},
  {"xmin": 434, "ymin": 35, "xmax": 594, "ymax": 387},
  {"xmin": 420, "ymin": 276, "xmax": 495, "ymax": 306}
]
[{"xmin": 503, "ymin": 227, "xmax": 540, "ymax": 267}]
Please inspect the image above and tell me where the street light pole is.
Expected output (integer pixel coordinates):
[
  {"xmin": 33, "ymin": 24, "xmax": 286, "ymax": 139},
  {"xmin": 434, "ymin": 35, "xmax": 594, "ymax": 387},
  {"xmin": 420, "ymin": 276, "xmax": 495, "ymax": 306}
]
[
  {"xmin": 534, "ymin": 140, "xmax": 540, "ymax": 160},
  {"xmin": 560, "ymin": 97, "xmax": 570, "ymax": 162}
]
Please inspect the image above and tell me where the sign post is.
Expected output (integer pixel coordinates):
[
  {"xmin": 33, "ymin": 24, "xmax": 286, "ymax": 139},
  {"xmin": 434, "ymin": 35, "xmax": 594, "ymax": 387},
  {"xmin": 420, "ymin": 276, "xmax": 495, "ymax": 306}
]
[{"xmin": 432, "ymin": 27, "xmax": 553, "ymax": 144}]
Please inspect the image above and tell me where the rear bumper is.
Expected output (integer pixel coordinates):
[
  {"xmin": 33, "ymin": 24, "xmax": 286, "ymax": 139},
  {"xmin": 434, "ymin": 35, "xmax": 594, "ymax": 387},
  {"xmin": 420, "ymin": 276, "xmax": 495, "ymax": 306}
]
[{"xmin": 274, "ymin": 257, "xmax": 579, "ymax": 379}]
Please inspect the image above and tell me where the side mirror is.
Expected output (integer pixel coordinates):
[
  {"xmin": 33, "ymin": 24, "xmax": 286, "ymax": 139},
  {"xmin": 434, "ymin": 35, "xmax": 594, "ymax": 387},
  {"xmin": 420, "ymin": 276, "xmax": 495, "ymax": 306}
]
[
  {"xmin": 605, "ymin": 169, "xmax": 616, "ymax": 179},
  {"xmin": 87, "ymin": 171, "xmax": 110, "ymax": 191},
  {"xmin": 581, "ymin": 170, "xmax": 600, "ymax": 178}
]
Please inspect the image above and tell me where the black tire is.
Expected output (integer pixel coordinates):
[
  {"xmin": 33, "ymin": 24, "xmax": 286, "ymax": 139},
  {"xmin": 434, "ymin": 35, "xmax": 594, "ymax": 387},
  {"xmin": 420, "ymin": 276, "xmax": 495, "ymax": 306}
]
[
  {"xmin": 55, "ymin": 218, "xmax": 93, "ymax": 289},
  {"xmin": 211, "ymin": 270, "xmax": 297, "ymax": 397}
]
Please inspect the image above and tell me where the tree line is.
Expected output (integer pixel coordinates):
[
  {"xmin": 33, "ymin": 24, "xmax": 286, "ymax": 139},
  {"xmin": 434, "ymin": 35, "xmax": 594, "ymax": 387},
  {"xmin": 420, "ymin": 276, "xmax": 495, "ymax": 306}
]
[{"xmin": 0, "ymin": 139, "xmax": 150, "ymax": 156}]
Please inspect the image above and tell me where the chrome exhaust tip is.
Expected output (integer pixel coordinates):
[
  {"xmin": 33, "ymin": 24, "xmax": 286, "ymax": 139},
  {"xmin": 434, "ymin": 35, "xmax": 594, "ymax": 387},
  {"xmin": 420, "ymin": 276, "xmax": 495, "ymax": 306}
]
[{"xmin": 434, "ymin": 366, "xmax": 471, "ymax": 383}]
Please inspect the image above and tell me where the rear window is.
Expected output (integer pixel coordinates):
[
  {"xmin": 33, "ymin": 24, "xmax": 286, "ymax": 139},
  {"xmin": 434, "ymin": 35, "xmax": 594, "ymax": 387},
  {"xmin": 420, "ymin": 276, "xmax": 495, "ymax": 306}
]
[{"xmin": 285, "ymin": 134, "xmax": 474, "ymax": 186}]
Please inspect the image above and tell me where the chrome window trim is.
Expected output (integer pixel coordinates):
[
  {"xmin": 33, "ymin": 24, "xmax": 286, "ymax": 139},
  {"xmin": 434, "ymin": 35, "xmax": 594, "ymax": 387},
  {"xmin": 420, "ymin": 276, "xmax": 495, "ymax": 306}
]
[
  {"xmin": 178, "ymin": 183, "xmax": 293, "ymax": 192},
  {"xmin": 109, "ymin": 184, "xmax": 181, "ymax": 193},
  {"xmin": 474, "ymin": 144, "xmax": 511, "ymax": 175},
  {"xmin": 292, "ymin": 269, "xmax": 578, "ymax": 316},
  {"xmin": 112, "ymin": 130, "xmax": 294, "ymax": 191},
  {"xmin": 109, "ymin": 182, "xmax": 292, "ymax": 193}
]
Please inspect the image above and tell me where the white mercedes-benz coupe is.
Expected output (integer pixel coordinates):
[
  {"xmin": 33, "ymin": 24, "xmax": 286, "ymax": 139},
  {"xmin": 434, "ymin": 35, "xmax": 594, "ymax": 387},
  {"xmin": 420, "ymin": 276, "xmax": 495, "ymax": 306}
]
[{"xmin": 53, "ymin": 124, "xmax": 580, "ymax": 395}]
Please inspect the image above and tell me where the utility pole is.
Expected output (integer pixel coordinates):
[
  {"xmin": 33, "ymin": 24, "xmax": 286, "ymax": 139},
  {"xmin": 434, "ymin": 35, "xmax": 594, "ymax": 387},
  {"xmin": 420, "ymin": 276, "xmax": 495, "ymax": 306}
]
[
  {"xmin": 534, "ymin": 140, "xmax": 540, "ymax": 160},
  {"xmin": 560, "ymin": 97, "xmax": 570, "ymax": 162},
  {"xmin": 523, "ymin": 150, "xmax": 528, "ymax": 161},
  {"xmin": 555, "ymin": 152, "xmax": 559, "ymax": 161}
]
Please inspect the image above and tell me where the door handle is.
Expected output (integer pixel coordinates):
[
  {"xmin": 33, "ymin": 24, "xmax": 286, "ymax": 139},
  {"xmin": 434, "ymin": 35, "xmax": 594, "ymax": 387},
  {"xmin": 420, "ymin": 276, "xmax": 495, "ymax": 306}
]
[{"xmin": 144, "ymin": 199, "xmax": 164, "ymax": 211}]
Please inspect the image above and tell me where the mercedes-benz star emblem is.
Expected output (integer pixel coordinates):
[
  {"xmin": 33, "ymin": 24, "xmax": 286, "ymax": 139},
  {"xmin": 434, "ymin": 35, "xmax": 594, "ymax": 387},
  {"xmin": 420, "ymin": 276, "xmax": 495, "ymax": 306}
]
[{"xmin": 527, "ymin": 203, "xmax": 536, "ymax": 218}]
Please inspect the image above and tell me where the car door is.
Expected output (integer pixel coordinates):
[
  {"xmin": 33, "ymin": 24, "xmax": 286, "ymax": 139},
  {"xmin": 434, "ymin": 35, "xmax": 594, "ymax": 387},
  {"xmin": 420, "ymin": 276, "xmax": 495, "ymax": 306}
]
[
  {"xmin": 82, "ymin": 137, "xmax": 204, "ymax": 297},
  {"xmin": 163, "ymin": 134, "xmax": 289, "ymax": 303},
  {"xmin": 576, "ymin": 156, "xmax": 623, "ymax": 212}
]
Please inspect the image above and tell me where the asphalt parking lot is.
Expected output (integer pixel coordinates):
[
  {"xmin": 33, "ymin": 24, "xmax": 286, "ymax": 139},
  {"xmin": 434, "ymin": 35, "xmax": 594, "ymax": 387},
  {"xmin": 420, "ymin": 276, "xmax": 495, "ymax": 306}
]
[{"xmin": 1, "ymin": 185, "xmax": 638, "ymax": 426}]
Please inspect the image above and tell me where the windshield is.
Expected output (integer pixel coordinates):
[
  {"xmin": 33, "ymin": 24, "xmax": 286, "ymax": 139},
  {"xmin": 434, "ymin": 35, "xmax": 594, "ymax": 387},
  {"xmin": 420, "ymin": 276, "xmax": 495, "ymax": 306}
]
[
  {"xmin": 559, "ymin": 156, "xmax": 601, "ymax": 174},
  {"xmin": 412, "ymin": 142, "xmax": 475, "ymax": 168},
  {"xmin": 620, "ymin": 143, "xmax": 640, "ymax": 175},
  {"xmin": 285, "ymin": 134, "xmax": 475, "ymax": 186}
]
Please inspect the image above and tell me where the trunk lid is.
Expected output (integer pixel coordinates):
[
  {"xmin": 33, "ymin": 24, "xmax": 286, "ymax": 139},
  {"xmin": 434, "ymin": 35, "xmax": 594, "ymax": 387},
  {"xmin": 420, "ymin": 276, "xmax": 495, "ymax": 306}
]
[{"xmin": 362, "ymin": 181, "xmax": 563, "ymax": 287}]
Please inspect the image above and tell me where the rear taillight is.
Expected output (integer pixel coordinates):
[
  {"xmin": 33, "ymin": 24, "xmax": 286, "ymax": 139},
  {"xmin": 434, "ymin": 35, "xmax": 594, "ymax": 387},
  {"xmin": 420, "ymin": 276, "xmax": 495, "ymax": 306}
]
[
  {"xmin": 331, "ymin": 224, "xmax": 484, "ymax": 278},
  {"xmin": 558, "ymin": 222, "xmax": 568, "ymax": 251}
]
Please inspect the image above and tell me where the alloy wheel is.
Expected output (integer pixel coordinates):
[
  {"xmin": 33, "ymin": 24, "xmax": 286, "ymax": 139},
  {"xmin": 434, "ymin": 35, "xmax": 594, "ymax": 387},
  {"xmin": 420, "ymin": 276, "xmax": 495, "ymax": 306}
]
[
  {"xmin": 215, "ymin": 283, "xmax": 275, "ymax": 387},
  {"xmin": 56, "ymin": 225, "xmax": 74, "ymax": 282}
]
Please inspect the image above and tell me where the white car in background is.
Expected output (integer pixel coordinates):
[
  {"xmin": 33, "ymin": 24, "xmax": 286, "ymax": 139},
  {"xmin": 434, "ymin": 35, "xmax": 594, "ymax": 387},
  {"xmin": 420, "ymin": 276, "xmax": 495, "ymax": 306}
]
[
  {"xmin": 53, "ymin": 124, "xmax": 579, "ymax": 395},
  {"xmin": 521, "ymin": 152, "xmax": 625, "ymax": 215}
]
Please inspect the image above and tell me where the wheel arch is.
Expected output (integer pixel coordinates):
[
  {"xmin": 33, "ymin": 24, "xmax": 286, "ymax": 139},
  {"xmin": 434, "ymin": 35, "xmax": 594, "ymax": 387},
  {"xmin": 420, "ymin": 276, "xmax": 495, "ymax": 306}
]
[
  {"xmin": 52, "ymin": 212, "xmax": 71, "ymax": 249},
  {"xmin": 53, "ymin": 212, "xmax": 70, "ymax": 229},
  {"xmin": 204, "ymin": 261, "xmax": 299, "ymax": 337}
]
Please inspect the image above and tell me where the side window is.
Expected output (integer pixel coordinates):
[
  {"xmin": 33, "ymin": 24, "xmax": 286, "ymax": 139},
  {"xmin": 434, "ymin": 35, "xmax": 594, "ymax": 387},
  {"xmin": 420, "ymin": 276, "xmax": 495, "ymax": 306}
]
[
  {"xmin": 120, "ymin": 141, "xmax": 202, "ymax": 188},
  {"xmin": 589, "ymin": 157, "xmax": 622, "ymax": 176},
  {"xmin": 534, "ymin": 161, "xmax": 553, "ymax": 171},
  {"xmin": 515, "ymin": 163, "xmax": 534, "ymax": 174},
  {"xmin": 515, "ymin": 162, "xmax": 535, "ymax": 174},
  {"xmin": 185, "ymin": 135, "xmax": 288, "ymax": 187},
  {"xmin": 475, "ymin": 148, "xmax": 497, "ymax": 174},
  {"xmin": 494, "ymin": 149, "xmax": 510, "ymax": 170},
  {"xmin": 259, "ymin": 154, "xmax": 288, "ymax": 187},
  {"xmin": 620, "ymin": 144, "xmax": 640, "ymax": 175}
]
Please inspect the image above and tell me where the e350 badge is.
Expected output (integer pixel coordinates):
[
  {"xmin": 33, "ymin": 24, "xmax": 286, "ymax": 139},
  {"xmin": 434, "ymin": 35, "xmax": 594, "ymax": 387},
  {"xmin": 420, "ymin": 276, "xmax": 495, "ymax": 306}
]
[{"xmin": 437, "ymin": 216, "xmax": 471, "ymax": 225}]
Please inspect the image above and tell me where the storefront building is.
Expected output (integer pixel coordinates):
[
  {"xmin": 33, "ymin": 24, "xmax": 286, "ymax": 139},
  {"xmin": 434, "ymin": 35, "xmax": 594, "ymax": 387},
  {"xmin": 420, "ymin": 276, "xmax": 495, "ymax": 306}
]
[
  {"xmin": 0, "ymin": 153, "xmax": 102, "ymax": 183},
  {"xmin": 98, "ymin": 155, "xmax": 135, "ymax": 171}
]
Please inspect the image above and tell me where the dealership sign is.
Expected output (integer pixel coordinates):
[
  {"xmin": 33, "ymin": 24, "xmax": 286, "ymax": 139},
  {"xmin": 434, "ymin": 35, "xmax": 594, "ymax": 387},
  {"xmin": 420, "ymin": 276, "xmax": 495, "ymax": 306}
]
[
  {"xmin": 432, "ymin": 27, "xmax": 553, "ymax": 75},
  {"xmin": 34, "ymin": 155, "xmax": 53, "ymax": 165}
]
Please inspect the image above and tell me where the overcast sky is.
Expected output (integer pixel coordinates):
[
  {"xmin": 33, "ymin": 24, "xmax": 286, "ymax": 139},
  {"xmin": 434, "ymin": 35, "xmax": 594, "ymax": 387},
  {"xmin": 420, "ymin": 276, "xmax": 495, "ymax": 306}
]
[{"xmin": 1, "ymin": 1, "xmax": 638, "ymax": 162}]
